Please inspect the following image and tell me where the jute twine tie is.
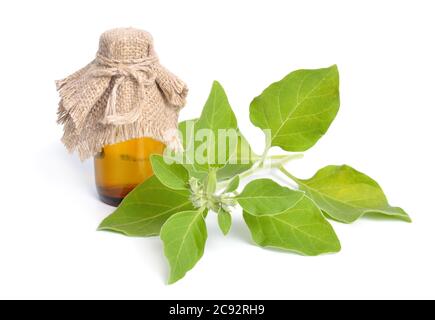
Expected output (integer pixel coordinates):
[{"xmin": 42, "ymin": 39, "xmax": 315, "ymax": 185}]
[{"xmin": 92, "ymin": 54, "xmax": 159, "ymax": 125}]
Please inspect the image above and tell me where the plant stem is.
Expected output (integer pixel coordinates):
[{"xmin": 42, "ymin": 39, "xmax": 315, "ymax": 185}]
[
  {"xmin": 278, "ymin": 165, "xmax": 298, "ymax": 182},
  {"xmin": 268, "ymin": 154, "xmax": 296, "ymax": 160},
  {"xmin": 267, "ymin": 153, "xmax": 304, "ymax": 167},
  {"xmin": 206, "ymin": 168, "xmax": 217, "ymax": 195},
  {"xmin": 257, "ymin": 134, "xmax": 272, "ymax": 167},
  {"xmin": 217, "ymin": 153, "xmax": 304, "ymax": 191}
]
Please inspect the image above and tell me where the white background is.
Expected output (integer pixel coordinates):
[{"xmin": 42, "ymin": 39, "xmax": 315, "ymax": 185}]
[{"xmin": 0, "ymin": 0, "xmax": 434, "ymax": 300}]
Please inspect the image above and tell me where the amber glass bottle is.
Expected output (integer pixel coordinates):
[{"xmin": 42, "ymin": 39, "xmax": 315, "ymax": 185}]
[{"xmin": 94, "ymin": 137, "xmax": 165, "ymax": 206}]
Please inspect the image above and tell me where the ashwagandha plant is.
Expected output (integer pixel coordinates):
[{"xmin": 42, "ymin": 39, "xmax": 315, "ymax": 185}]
[{"xmin": 98, "ymin": 65, "xmax": 411, "ymax": 284}]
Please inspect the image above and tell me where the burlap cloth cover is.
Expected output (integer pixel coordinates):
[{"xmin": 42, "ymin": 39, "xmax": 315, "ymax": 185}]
[{"xmin": 56, "ymin": 28, "xmax": 188, "ymax": 160}]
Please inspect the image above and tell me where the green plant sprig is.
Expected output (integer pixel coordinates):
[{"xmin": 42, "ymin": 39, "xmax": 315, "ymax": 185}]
[{"xmin": 98, "ymin": 65, "xmax": 411, "ymax": 284}]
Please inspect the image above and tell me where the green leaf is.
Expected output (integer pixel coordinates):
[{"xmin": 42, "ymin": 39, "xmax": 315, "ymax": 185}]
[
  {"xmin": 194, "ymin": 81, "xmax": 238, "ymax": 171},
  {"xmin": 218, "ymin": 208, "xmax": 232, "ymax": 235},
  {"xmin": 98, "ymin": 176, "xmax": 195, "ymax": 237},
  {"xmin": 196, "ymin": 81, "xmax": 238, "ymax": 132},
  {"xmin": 175, "ymin": 119, "xmax": 208, "ymax": 180},
  {"xmin": 160, "ymin": 210, "xmax": 208, "ymax": 284},
  {"xmin": 243, "ymin": 195, "xmax": 341, "ymax": 256},
  {"xmin": 250, "ymin": 65, "xmax": 340, "ymax": 152},
  {"xmin": 290, "ymin": 165, "xmax": 411, "ymax": 223},
  {"xmin": 176, "ymin": 83, "xmax": 256, "ymax": 178},
  {"xmin": 216, "ymin": 132, "xmax": 258, "ymax": 181},
  {"xmin": 177, "ymin": 122, "xmax": 255, "ymax": 182},
  {"xmin": 150, "ymin": 155, "xmax": 189, "ymax": 190},
  {"xmin": 237, "ymin": 179, "xmax": 304, "ymax": 215},
  {"xmin": 224, "ymin": 175, "xmax": 240, "ymax": 193}
]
